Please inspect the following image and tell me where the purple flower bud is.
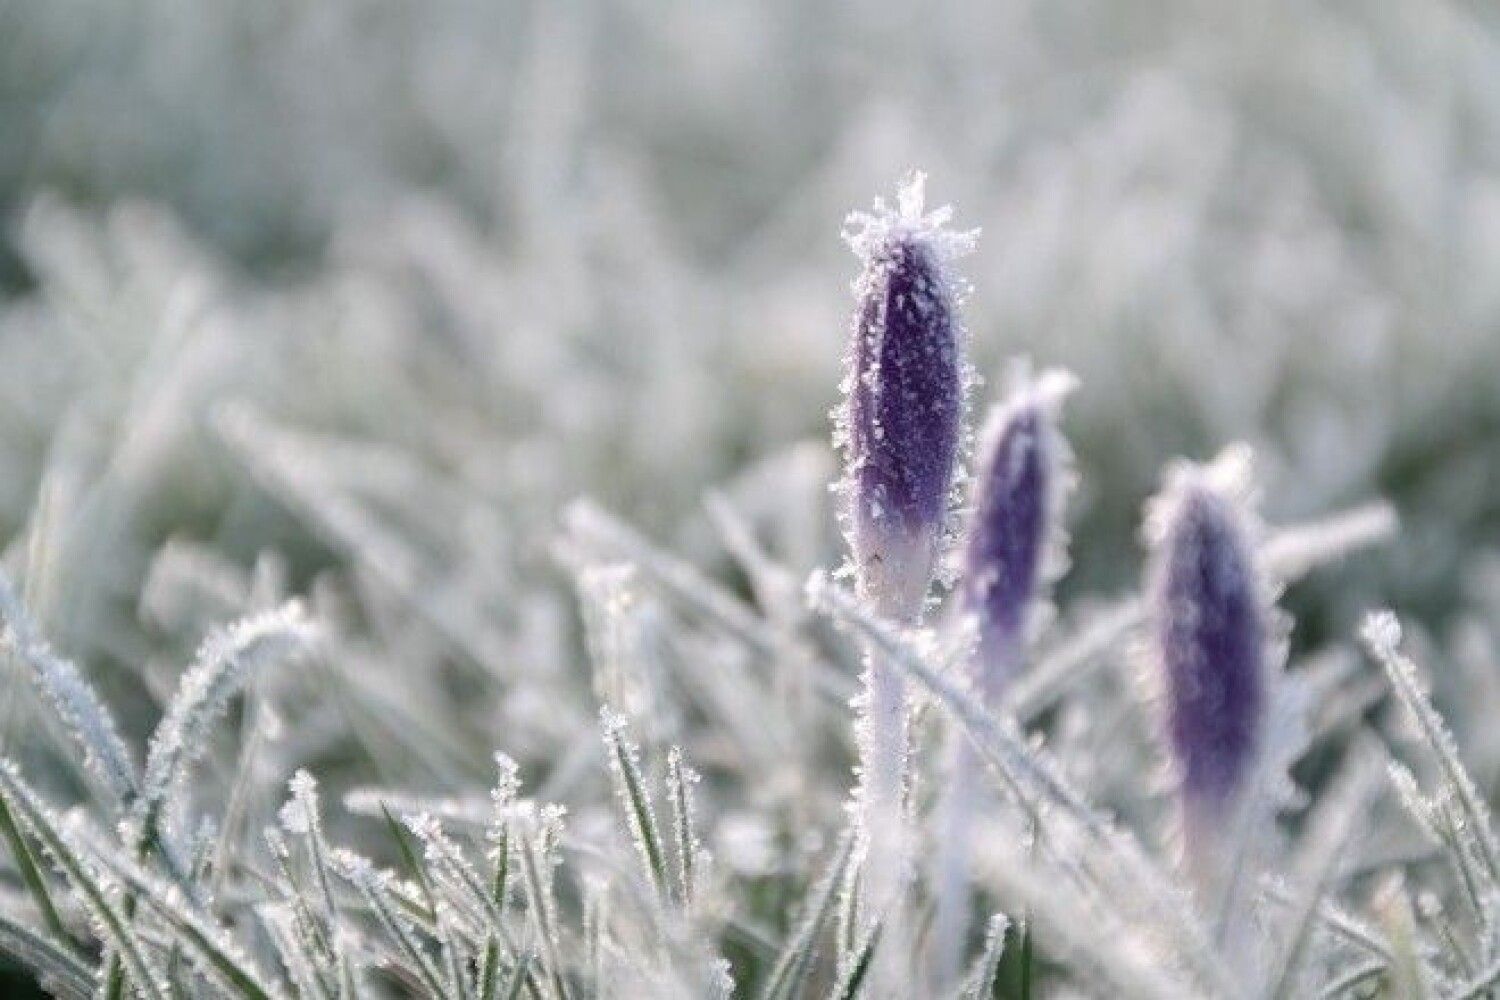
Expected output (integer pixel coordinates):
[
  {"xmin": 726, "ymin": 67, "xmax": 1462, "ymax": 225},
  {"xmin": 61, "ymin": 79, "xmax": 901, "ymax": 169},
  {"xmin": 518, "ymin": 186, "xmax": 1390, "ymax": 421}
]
[
  {"xmin": 961, "ymin": 369, "xmax": 1075, "ymax": 699},
  {"xmin": 836, "ymin": 173, "xmax": 977, "ymax": 622},
  {"xmin": 1146, "ymin": 449, "xmax": 1268, "ymax": 837},
  {"xmin": 835, "ymin": 175, "xmax": 976, "ymax": 944}
]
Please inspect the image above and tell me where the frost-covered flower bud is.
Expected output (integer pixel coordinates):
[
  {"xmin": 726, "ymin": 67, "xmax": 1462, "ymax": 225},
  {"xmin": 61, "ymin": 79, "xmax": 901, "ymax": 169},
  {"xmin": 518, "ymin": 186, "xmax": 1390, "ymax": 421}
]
[
  {"xmin": 835, "ymin": 175, "xmax": 976, "ymax": 970},
  {"xmin": 961, "ymin": 368, "xmax": 1075, "ymax": 700},
  {"xmin": 1145, "ymin": 448, "xmax": 1269, "ymax": 857},
  {"xmin": 837, "ymin": 172, "xmax": 977, "ymax": 623}
]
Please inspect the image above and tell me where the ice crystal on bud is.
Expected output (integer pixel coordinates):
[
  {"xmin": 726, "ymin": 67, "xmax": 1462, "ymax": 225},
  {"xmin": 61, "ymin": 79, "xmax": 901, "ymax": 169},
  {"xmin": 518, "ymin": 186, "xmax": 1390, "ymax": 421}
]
[{"xmin": 836, "ymin": 170, "xmax": 977, "ymax": 622}]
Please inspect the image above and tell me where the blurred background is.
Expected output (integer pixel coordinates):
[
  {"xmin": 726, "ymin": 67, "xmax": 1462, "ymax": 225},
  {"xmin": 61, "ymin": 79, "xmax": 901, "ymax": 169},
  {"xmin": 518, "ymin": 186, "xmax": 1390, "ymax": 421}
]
[
  {"xmin": 2, "ymin": 0, "xmax": 1500, "ymax": 902},
  {"xmin": 6, "ymin": 0, "xmax": 1499, "ymax": 631}
]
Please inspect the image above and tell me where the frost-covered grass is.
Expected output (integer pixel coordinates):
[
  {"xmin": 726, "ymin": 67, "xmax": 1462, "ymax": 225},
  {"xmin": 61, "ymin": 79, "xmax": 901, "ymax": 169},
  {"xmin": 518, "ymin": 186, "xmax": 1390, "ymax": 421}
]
[
  {"xmin": 0, "ymin": 170, "xmax": 1489, "ymax": 999},
  {"xmin": 5, "ymin": 2, "xmax": 1500, "ymax": 997}
]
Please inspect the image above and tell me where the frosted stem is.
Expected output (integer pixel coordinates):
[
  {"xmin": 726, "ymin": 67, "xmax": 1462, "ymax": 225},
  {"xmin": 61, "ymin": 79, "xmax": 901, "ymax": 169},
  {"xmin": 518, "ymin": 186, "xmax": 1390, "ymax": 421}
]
[
  {"xmin": 855, "ymin": 539, "xmax": 928, "ymax": 1000},
  {"xmin": 930, "ymin": 632, "xmax": 1021, "ymax": 991},
  {"xmin": 930, "ymin": 738, "xmax": 980, "ymax": 988}
]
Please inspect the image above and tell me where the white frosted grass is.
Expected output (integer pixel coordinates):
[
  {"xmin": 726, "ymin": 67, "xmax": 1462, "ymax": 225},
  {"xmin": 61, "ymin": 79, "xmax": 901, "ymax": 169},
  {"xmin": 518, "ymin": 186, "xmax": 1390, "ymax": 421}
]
[
  {"xmin": 215, "ymin": 405, "xmax": 514, "ymax": 679},
  {"xmin": 969, "ymin": 817, "xmax": 1204, "ymax": 1000},
  {"xmin": 1365, "ymin": 613, "xmax": 1500, "ymax": 893},
  {"xmin": 402, "ymin": 810, "xmax": 526, "ymax": 963},
  {"xmin": 827, "ymin": 911, "xmax": 881, "ymax": 1000},
  {"xmin": 136, "ymin": 603, "xmax": 312, "ymax": 843},
  {"xmin": 806, "ymin": 570, "xmax": 1093, "ymax": 823},
  {"xmin": 511, "ymin": 805, "xmax": 571, "ymax": 1000},
  {"xmin": 0, "ymin": 572, "xmax": 139, "ymax": 807},
  {"xmin": 1451, "ymin": 955, "xmax": 1500, "ymax": 1000},
  {"xmin": 706, "ymin": 956, "xmax": 734, "ymax": 1000},
  {"xmin": 759, "ymin": 832, "xmax": 855, "ymax": 1000},
  {"xmin": 497, "ymin": 953, "xmax": 534, "ymax": 1000},
  {"xmin": 264, "ymin": 832, "xmax": 342, "ymax": 1000},
  {"xmin": 1259, "ymin": 877, "xmax": 1394, "ymax": 967},
  {"xmin": 343, "ymin": 788, "xmax": 490, "ymax": 829},
  {"xmin": 82, "ymin": 836, "xmax": 289, "ymax": 1000},
  {"xmin": 436, "ymin": 903, "xmax": 473, "ymax": 1000},
  {"xmin": 562, "ymin": 499, "xmax": 851, "ymax": 705},
  {"xmin": 1260, "ymin": 743, "xmax": 1386, "ymax": 999},
  {"xmin": 262, "ymin": 903, "xmax": 336, "ymax": 1000},
  {"xmin": 957, "ymin": 913, "xmax": 1009, "ymax": 1000},
  {"xmin": 138, "ymin": 538, "xmax": 253, "ymax": 635},
  {"xmin": 1375, "ymin": 878, "xmax": 1437, "ymax": 1000},
  {"xmin": 1044, "ymin": 804, "xmax": 1239, "ymax": 998},
  {"xmin": 599, "ymin": 708, "xmax": 671, "ymax": 904},
  {"xmin": 0, "ymin": 908, "xmax": 94, "ymax": 1000},
  {"xmin": 1388, "ymin": 757, "xmax": 1495, "ymax": 931},
  {"xmin": 332, "ymin": 847, "xmax": 449, "ymax": 999},
  {"xmin": 275, "ymin": 772, "xmax": 355, "ymax": 998},
  {"xmin": 0, "ymin": 761, "xmax": 166, "ymax": 1000},
  {"xmin": 574, "ymin": 564, "xmax": 653, "ymax": 725},
  {"xmin": 702, "ymin": 491, "xmax": 804, "ymax": 630},
  {"xmin": 664, "ymin": 746, "xmax": 703, "ymax": 915},
  {"xmin": 1258, "ymin": 502, "xmax": 1398, "ymax": 582}
]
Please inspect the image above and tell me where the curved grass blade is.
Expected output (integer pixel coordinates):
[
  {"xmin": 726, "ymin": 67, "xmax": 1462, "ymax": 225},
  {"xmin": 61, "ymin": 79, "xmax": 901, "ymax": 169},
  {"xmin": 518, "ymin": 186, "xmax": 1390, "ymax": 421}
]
[
  {"xmin": 0, "ymin": 575, "xmax": 138, "ymax": 806},
  {"xmin": 136, "ymin": 603, "xmax": 311, "ymax": 845}
]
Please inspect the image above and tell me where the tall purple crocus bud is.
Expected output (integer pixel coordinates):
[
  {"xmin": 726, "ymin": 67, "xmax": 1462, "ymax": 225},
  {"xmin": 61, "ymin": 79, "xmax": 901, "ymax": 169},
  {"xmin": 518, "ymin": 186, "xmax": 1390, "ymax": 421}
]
[
  {"xmin": 931, "ymin": 367, "xmax": 1074, "ymax": 989},
  {"xmin": 835, "ymin": 173, "xmax": 975, "ymax": 954},
  {"xmin": 1145, "ymin": 447, "xmax": 1272, "ymax": 882}
]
